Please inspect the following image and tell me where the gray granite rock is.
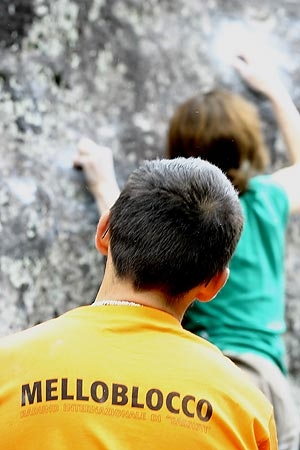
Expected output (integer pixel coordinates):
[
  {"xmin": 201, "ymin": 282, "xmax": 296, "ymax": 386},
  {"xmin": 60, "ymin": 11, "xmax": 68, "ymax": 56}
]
[{"xmin": 0, "ymin": 0, "xmax": 300, "ymax": 405}]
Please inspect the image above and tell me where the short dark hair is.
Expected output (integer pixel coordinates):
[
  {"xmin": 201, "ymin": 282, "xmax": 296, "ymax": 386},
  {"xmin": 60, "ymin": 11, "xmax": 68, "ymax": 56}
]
[
  {"xmin": 109, "ymin": 157, "xmax": 243, "ymax": 300},
  {"xmin": 167, "ymin": 90, "xmax": 269, "ymax": 194}
]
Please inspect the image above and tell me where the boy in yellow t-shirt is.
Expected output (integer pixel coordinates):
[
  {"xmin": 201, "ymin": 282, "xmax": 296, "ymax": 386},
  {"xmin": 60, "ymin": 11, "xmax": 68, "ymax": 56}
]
[{"xmin": 0, "ymin": 157, "xmax": 277, "ymax": 449}]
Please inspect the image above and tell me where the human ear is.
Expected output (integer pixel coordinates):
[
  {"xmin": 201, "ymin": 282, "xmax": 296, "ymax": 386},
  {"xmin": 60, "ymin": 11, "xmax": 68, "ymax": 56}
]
[
  {"xmin": 195, "ymin": 268, "xmax": 230, "ymax": 302},
  {"xmin": 95, "ymin": 210, "xmax": 110, "ymax": 256}
]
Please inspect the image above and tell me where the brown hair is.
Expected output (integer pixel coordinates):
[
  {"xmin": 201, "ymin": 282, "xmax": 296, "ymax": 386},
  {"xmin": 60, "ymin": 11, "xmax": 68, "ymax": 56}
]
[{"xmin": 167, "ymin": 89, "xmax": 269, "ymax": 194}]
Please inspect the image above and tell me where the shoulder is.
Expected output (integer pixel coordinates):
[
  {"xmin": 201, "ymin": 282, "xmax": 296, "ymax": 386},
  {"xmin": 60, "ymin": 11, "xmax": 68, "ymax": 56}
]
[
  {"xmin": 0, "ymin": 320, "xmax": 55, "ymax": 353},
  {"xmin": 0, "ymin": 311, "xmax": 72, "ymax": 357},
  {"xmin": 243, "ymin": 175, "xmax": 290, "ymax": 225},
  {"xmin": 270, "ymin": 163, "xmax": 300, "ymax": 214},
  {"xmin": 248, "ymin": 174, "xmax": 287, "ymax": 196},
  {"xmin": 184, "ymin": 331, "xmax": 273, "ymax": 410},
  {"xmin": 193, "ymin": 340, "xmax": 275, "ymax": 438}
]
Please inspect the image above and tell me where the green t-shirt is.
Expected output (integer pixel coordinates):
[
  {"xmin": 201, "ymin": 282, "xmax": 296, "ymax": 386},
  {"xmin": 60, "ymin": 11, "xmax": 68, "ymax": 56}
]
[{"xmin": 183, "ymin": 175, "xmax": 290, "ymax": 373}]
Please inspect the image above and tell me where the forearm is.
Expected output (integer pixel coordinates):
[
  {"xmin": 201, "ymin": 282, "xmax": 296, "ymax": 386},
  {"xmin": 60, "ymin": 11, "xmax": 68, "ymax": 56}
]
[
  {"xmin": 267, "ymin": 85, "xmax": 300, "ymax": 164},
  {"xmin": 92, "ymin": 180, "xmax": 120, "ymax": 215},
  {"xmin": 74, "ymin": 137, "xmax": 121, "ymax": 215},
  {"xmin": 268, "ymin": 86, "xmax": 300, "ymax": 213},
  {"xmin": 233, "ymin": 54, "xmax": 300, "ymax": 165}
]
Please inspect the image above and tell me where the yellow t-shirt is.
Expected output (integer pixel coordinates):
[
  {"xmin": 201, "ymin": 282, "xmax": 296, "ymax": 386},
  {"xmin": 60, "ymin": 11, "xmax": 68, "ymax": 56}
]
[{"xmin": 0, "ymin": 305, "xmax": 277, "ymax": 449}]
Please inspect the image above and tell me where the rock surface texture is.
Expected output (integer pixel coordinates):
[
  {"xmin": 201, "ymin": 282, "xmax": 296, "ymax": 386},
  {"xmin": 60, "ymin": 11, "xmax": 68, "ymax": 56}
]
[{"xmin": 1, "ymin": 0, "xmax": 300, "ymax": 407}]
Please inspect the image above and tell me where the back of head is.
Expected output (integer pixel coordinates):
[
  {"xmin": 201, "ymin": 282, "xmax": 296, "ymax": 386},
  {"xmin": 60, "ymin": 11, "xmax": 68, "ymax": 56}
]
[
  {"xmin": 167, "ymin": 90, "xmax": 269, "ymax": 194},
  {"xmin": 109, "ymin": 157, "xmax": 243, "ymax": 300}
]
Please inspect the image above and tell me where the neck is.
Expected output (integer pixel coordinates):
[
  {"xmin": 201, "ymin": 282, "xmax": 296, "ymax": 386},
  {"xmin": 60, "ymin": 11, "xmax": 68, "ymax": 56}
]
[
  {"xmin": 94, "ymin": 284, "xmax": 185, "ymax": 320},
  {"xmin": 94, "ymin": 270, "xmax": 189, "ymax": 323},
  {"xmin": 94, "ymin": 254, "xmax": 195, "ymax": 322}
]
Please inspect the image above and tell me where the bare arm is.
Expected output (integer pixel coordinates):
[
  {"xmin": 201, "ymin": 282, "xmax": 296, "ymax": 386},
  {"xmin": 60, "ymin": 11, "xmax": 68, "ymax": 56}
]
[
  {"xmin": 73, "ymin": 137, "xmax": 120, "ymax": 215},
  {"xmin": 234, "ymin": 52, "xmax": 300, "ymax": 213}
]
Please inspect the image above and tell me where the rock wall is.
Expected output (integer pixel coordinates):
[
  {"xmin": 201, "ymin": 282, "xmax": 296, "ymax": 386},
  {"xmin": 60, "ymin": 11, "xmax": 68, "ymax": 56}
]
[{"xmin": 1, "ymin": 0, "xmax": 300, "ymax": 403}]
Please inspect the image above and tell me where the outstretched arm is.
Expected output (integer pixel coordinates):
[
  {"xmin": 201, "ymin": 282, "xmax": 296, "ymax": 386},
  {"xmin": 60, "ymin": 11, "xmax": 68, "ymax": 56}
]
[
  {"xmin": 73, "ymin": 137, "xmax": 120, "ymax": 215},
  {"xmin": 233, "ymin": 52, "xmax": 300, "ymax": 213}
]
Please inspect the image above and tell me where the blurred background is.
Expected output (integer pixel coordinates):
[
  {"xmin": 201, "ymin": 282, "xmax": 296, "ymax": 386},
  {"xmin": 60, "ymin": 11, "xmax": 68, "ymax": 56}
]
[{"xmin": 0, "ymin": 0, "xmax": 300, "ymax": 406}]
